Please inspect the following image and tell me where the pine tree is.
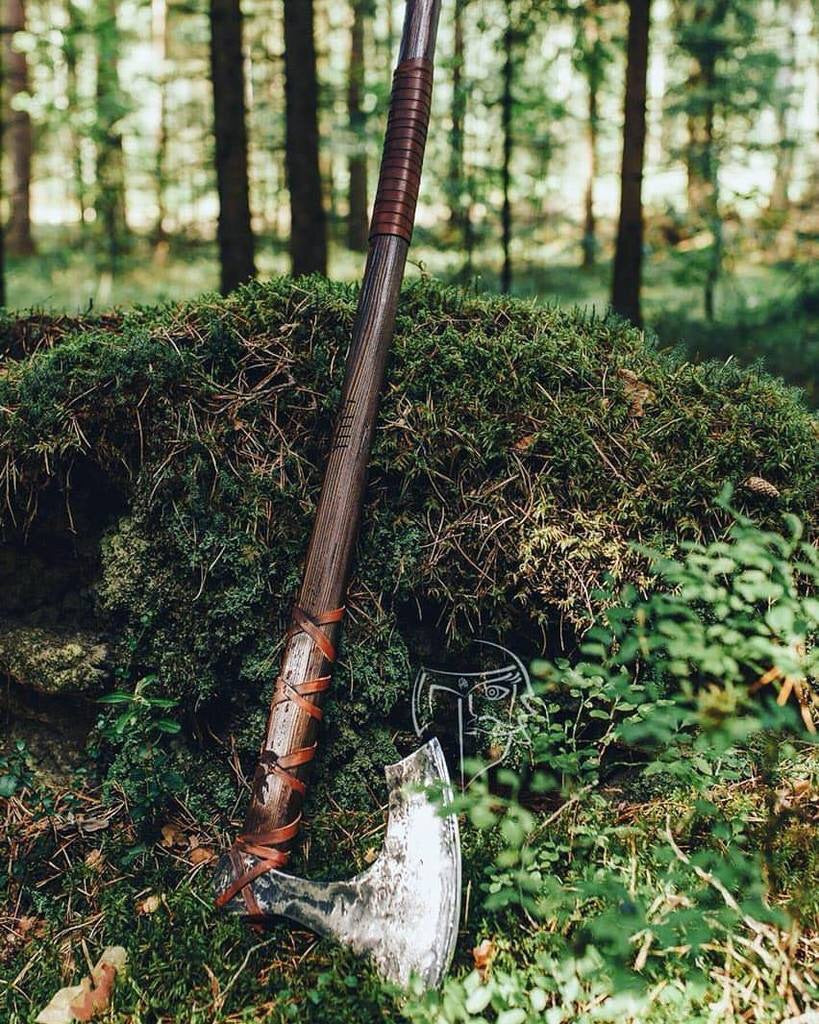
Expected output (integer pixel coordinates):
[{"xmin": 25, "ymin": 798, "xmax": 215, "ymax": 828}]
[
  {"xmin": 768, "ymin": 0, "xmax": 799, "ymax": 213},
  {"xmin": 574, "ymin": 1, "xmax": 608, "ymax": 268},
  {"xmin": 347, "ymin": 0, "xmax": 369, "ymax": 252},
  {"xmin": 500, "ymin": 2, "xmax": 513, "ymax": 293},
  {"xmin": 3, "ymin": 0, "xmax": 34, "ymax": 255},
  {"xmin": 63, "ymin": 1, "xmax": 88, "ymax": 232},
  {"xmin": 283, "ymin": 0, "xmax": 327, "ymax": 276},
  {"xmin": 672, "ymin": 0, "xmax": 777, "ymax": 320},
  {"xmin": 209, "ymin": 0, "xmax": 256, "ymax": 293},
  {"xmin": 611, "ymin": 0, "xmax": 651, "ymax": 326},
  {"xmin": 0, "ymin": 20, "xmax": 5, "ymax": 307},
  {"xmin": 152, "ymin": 0, "xmax": 170, "ymax": 249},
  {"xmin": 94, "ymin": 0, "xmax": 128, "ymax": 266},
  {"xmin": 448, "ymin": 0, "xmax": 467, "ymax": 242}
]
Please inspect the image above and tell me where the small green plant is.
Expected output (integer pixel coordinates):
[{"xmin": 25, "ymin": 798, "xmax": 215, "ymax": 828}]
[
  {"xmin": 95, "ymin": 674, "xmax": 185, "ymax": 821},
  {"xmin": 0, "ymin": 739, "xmax": 32, "ymax": 798},
  {"xmin": 410, "ymin": 508, "xmax": 818, "ymax": 1021},
  {"xmin": 97, "ymin": 673, "xmax": 182, "ymax": 741}
]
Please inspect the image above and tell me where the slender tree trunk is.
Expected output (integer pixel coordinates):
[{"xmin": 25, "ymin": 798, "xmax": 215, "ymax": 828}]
[
  {"xmin": 384, "ymin": 0, "xmax": 394, "ymax": 88},
  {"xmin": 283, "ymin": 0, "xmax": 327, "ymax": 276},
  {"xmin": 702, "ymin": 82, "xmax": 719, "ymax": 321},
  {"xmin": 581, "ymin": 74, "xmax": 598, "ymax": 268},
  {"xmin": 685, "ymin": 1, "xmax": 708, "ymax": 216},
  {"xmin": 0, "ymin": 27, "xmax": 6, "ymax": 307},
  {"xmin": 95, "ymin": 0, "xmax": 128, "ymax": 266},
  {"xmin": 209, "ymin": 0, "xmax": 256, "ymax": 293},
  {"xmin": 580, "ymin": 2, "xmax": 601, "ymax": 268},
  {"xmin": 769, "ymin": 0, "xmax": 798, "ymax": 212},
  {"xmin": 347, "ymin": 0, "xmax": 368, "ymax": 251},
  {"xmin": 152, "ymin": 0, "xmax": 169, "ymax": 249},
  {"xmin": 4, "ymin": 0, "xmax": 34, "ymax": 255},
  {"xmin": 611, "ymin": 0, "xmax": 651, "ymax": 327},
  {"xmin": 686, "ymin": 108, "xmax": 708, "ymax": 213},
  {"xmin": 64, "ymin": 2, "xmax": 87, "ymax": 232},
  {"xmin": 448, "ymin": 0, "xmax": 466, "ymax": 238},
  {"xmin": 500, "ymin": 11, "xmax": 512, "ymax": 294}
]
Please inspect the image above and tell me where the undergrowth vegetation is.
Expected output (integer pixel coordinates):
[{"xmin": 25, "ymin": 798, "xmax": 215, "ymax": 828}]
[{"xmin": 0, "ymin": 279, "xmax": 817, "ymax": 1021}]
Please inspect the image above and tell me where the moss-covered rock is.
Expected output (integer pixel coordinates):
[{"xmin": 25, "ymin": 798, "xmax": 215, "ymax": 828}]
[
  {"xmin": 0, "ymin": 276, "xmax": 815, "ymax": 818},
  {"xmin": 0, "ymin": 624, "xmax": 108, "ymax": 694}
]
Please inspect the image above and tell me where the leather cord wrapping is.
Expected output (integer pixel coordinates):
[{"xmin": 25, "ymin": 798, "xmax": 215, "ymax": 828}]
[
  {"xmin": 369, "ymin": 56, "xmax": 434, "ymax": 242},
  {"xmin": 215, "ymin": 605, "xmax": 345, "ymax": 914}
]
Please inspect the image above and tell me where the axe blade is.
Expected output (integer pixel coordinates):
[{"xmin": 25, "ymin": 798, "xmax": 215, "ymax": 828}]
[{"xmin": 215, "ymin": 738, "xmax": 461, "ymax": 989}]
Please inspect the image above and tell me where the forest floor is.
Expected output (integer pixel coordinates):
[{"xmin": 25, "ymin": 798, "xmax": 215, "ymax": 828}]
[{"xmin": 2, "ymin": 233, "xmax": 799, "ymax": 319}]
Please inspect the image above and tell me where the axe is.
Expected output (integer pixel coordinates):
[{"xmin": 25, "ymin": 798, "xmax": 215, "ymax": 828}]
[{"xmin": 215, "ymin": 0, "xmax": 461, "ymax": 989}]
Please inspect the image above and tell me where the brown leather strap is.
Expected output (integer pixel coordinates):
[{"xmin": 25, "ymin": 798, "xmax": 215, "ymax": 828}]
[
  {"xmin": 369, "ymin": 57, "xmax": 434, "ymax": 242},
  {"xmin": 215, "ymin": 604, "xmax": 345, "ymax": 913},
  {"xmin": 289, "ymin": 605, "xmax": 344, "ymax": 662}
]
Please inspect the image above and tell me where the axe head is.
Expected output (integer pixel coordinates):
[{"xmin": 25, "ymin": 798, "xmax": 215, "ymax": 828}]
[{"xmin": 215, "ymin": 738, "xmax": 461, "ymax": 989}]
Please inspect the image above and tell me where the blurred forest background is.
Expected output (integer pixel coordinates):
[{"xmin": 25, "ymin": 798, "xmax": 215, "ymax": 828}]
[{"xmin": 0, "ymin": 0, "xmax": 817, "ymax": 400}]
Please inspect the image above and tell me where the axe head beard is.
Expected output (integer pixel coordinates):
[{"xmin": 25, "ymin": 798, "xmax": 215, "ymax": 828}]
[{"xmin": 215, "ymin": 738, "xmax": 461, "ymax": 989}]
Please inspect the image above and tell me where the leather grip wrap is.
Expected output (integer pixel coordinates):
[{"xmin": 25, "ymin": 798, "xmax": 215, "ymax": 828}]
[{"xmin": 369, "ymin": 56, "xmax": 433, "ymax": 242}]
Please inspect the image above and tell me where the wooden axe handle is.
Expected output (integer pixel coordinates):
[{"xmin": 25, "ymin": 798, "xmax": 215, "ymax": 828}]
[{"xmin": 232, "ymin": 0, "xmax": 442, "ymax": 885}]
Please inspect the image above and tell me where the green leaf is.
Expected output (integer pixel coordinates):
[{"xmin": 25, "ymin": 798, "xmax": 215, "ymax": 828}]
[
  {"xmin": 464, "ymin": 985, "xmax": 492, "ymax": 1014},
  {"xmin": 0, "ymin": 774, "xmax": 18, "ymax": 797}
]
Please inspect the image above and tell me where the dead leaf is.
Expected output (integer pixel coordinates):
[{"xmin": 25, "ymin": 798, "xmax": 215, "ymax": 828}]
[
  {"xmin": 363, "ymin": 846, "xmax": 378, "ymax": 865},
  {"xmin": 189, "ymin": 846, "xmax": 215, "ymax": 865},
  {"xmin": 137, "ymin": 894, "xmax": 161, "ymax": 915},
  {"xmin": 472, "ymin": 938, "xmax": 496, "ymax": 980},
  {"xmin": 84, "ymin": 850, "xmax": 105, "ymax": 872},
  {"xmin": 160, "ymin": 823, "xmax": 185, "ymax": 848},
  {"xmin": 36, "ymin": 946, "xmax": 127, "ymax": 1024},
  {"xmin": 617, "ymin": 368, "xmax": 654, "ymax": 418},
  {"xmin": 18, "ymin": 915, "xmax": 41, "ymax": 936},
  {"xmin": 513, "ymin": 433, "xmax": 536, "ymax": 451},
  {"xmin": 69, "ymin": 963, "xmax": 116, "ymax": 1021}
]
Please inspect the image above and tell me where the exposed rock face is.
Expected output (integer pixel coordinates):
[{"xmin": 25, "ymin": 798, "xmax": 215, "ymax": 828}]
[{"xmin": 0, "ymin": 624, "xmax": 109, "ymax": 694}]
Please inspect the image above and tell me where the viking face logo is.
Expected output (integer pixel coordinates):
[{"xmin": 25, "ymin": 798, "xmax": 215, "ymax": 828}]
[{"xmin": 411, "ymin": 640, "xmax": 533, "ymax": 789}]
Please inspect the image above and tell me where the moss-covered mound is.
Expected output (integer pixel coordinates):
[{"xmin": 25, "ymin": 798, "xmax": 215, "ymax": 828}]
[{"xmin": 0, "ymin": 277, "xmax": 815, "ymax": 816}]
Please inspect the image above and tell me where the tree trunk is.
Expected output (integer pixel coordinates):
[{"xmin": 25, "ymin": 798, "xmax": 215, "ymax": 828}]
[
  {"xmin": 448, "ymin": 0, "xmax": 466, "ymax": 239},
  {"xmin": 209, "ymin": 0, "xmax": 256, "ymax": 293},
  {"xmin": 64, "ymin": 2, "xmax": 87, "ymax": 232},
  {"xmin": 152, "ymin": 0, "xmax": 169, "ymax": 249},
  {"xmin": 347, "ymin": 0, "xmax": 368, "ymax": 252},
  {"xmin": 500, "ymin": 11, "xmax": 512, "ymax": 294},
  {"xmin": 0, "ymin": 29, "xmax": 6, "ymax": 306},
  {"xmin": 283, "ymin": 0, "xmax": 327, "ymax": 277},
  {"xmin": 684, "ymin": 1, "xmax": 708, "ymax": 216},
  {"xmin": 579, "ymin": 1, "xmax": 603, "ymax": 270},
  {"xmin": 611, "ymin": 0, "xmax": 651, "ymax": 327},
  {"xmin": 769, "ymin": 0, "xmax": 798, "ymax": 212},
  {"xmin": 581, "ymin": 74, "xmax": 598, "ymax": 268},
  {"xmin": 95, "ymin": 0, "xmax": 128, "ymax": 266},
  {"xmin": 4, "ymin": 0, "xmax": 34, "ymax": 255},
  {"xmin": 702, "ymin": 82, "xmax": 719, "ymax": 321}
]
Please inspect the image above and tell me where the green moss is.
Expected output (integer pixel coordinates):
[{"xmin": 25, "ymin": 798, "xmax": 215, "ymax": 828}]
[
  {"xmin": 0, "ymin": 624, "xmax": 108, "ymax": 694},
  {"xmin": 0, "ymin": 277, "xmax": 815, "ymax": 821}
]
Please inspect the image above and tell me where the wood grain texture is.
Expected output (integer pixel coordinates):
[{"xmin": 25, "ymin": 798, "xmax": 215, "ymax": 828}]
[{"xmin": 240, "ymin": 0, "xmax": 441, "ymax": 847}]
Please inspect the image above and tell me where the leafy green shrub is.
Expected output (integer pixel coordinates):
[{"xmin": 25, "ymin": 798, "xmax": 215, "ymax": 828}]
[{"xmin": 409, "ymin": 509, "xmax": 818, "ymax": 1021}]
